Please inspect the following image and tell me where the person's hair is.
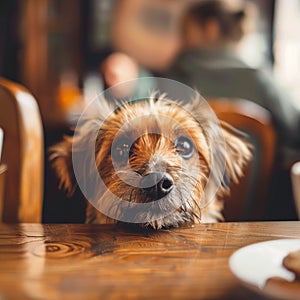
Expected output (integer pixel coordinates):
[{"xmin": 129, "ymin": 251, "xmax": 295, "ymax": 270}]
[{"xmin": 185, "ymin": 0, "xmax": 247, "ymax": 42}]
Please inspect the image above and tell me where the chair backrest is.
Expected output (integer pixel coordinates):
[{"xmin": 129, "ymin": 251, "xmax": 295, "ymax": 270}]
[
  {"xmin": 291, "ymin": 161, "xmax": 300, "ymax": 219},
  {"xmin": 209, "ymin": 99, "xmax": 276, "ymax": 221},
  {"xmin": 0, "ymin": 78, "xmax": 43, "ymax": 222}
]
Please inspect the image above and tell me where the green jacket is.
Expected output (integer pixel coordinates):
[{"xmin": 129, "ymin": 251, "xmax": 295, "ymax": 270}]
[{"xmin": 167, "ymin": 49, "xmax": 300, "ymax": 148}]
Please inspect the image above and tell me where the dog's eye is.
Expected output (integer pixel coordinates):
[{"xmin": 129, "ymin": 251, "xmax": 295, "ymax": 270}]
[
  {"xmin": 175, "ymin": 136, "xmax": 194, "ymax": 159},
  {"xmin": 112, "ymin": 138, "xmax": 133, "ymax": 164}
]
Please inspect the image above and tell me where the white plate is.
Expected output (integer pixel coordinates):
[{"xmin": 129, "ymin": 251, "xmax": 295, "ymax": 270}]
[{"xmin": 229, "ymin": 239, "xmax": 300, "ymax": 290}]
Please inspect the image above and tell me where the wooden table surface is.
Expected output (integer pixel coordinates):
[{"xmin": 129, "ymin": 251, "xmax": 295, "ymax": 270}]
[{"xmin": 0, "ymin": 222, "xmax": 300, "ymax": 300}]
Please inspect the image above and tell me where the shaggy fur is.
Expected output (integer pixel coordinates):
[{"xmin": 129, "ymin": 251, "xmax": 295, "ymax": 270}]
[{"xmin": 50, "ymin": 94, "xmax": 252, "ymax": 229}]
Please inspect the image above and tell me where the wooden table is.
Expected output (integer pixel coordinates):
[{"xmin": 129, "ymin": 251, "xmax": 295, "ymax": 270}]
[{"xmin": 0, "ymin": 222, "xmax": 299, "ymax": 300}]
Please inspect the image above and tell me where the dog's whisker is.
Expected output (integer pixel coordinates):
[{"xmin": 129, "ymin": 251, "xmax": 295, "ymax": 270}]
[
  {"xmin": 128, "ymin": 188, "xmax": 134, "ymax": 203},
  {"xmin": 177, "ymin": 179, "xmax": 203, "ymax": 221}
]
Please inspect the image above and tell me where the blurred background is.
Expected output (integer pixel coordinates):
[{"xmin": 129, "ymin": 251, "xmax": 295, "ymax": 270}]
[
  {"xmin": 0, "ymin": 0, "xmax": 299, "ymax": 222},
  {"xmin": 2, "ymin": 0, "xmax": 300, "ymax": 125}
]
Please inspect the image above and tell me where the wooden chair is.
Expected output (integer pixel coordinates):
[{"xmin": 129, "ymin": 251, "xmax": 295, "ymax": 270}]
[
  {"xmin": 0, "ymin": 78, "xmax": 43, "ymax": 222},
  {"xmin": 210, "ymin": 99, "xmax": 276, "ymax": 221}
]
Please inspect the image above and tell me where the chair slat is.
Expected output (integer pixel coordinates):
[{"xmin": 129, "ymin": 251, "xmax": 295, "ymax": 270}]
[
  {"xmin": 210, "ymin": 99, "xmax": 276, "ymax": 221},
  {"xmin": 0, "ymin": 78, "xmax": 43, "ymax": 222}
]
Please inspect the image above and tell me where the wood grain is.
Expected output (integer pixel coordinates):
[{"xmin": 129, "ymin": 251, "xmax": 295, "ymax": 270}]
[{"xmin": 0, "ymin": 222, "xmax": 299, "ymax": 299}]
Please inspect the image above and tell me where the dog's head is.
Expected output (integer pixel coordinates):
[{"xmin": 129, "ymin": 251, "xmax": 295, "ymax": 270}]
[{"xmin": 50, "ymin": 94, "xmax": 251, "ymax": 228}]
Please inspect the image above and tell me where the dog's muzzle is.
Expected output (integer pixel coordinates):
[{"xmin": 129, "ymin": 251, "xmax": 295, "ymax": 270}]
[{"xmin": 140, "ymin": 172, "xmax": 174, "ymax": 201}]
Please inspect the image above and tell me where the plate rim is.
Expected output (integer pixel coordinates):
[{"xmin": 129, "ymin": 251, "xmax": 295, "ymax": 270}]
[{"xmin": 229, "ymin": 238, "xmax": 300, "ymax": 298}]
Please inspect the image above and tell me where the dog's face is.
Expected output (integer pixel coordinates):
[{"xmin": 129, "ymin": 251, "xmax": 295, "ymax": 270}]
[{"xmin": 51, "ymin": 95, "xmax": 251, "ymax": 229}]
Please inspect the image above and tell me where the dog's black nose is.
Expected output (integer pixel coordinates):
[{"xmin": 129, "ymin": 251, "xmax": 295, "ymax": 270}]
[{"xmin": 140, "ymin": 172, "xmax": 174, "ymax": 200}]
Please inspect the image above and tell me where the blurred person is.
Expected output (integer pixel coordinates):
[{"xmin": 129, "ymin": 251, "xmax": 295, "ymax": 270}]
[
  {"xmin": 167, "ymin": 0, "xmax": 300, "ymax": 150},
  {"xmin": 100, "ymin": 52, "xmax": 155, "ymax": 101}
]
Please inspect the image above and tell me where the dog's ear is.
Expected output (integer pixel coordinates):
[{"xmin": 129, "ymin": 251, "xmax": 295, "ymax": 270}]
[
  {"xmin": 49, "ymin": 99, "xmax": 113, "ymax": 196},
  {"xmin": 49, "ymin": 119, "xmax": 106, "ymax": 196},
  {"xmin": 183, "ymin": 94, "xmax": 252, "ymax": 188},
  {"xmin": 49, "ymin": 135, "xmax": 77, "ymax": 196},
  {"xmin": 219, "ymin": 121, "xmax": 252, "ymax": 188}
]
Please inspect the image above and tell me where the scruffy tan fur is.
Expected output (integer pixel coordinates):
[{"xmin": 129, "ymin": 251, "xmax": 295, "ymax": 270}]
[{"xmin": 50, "ymin": 94, "xmax": 251, "ymax": 229}]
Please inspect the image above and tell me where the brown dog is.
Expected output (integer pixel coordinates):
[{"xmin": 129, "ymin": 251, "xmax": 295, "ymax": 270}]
[{"xmin": 50, "ymin": 94, "xmax": 251, "ymax": 229}]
